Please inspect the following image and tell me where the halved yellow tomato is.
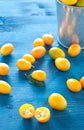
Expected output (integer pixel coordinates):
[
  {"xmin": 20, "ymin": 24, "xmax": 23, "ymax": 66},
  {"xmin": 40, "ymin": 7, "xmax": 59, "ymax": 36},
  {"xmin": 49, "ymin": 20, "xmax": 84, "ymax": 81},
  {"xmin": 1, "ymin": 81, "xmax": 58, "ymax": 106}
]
[
  {"xmin": 34, "ymin": 107, "xmax": 50, "ymax": 123},
  {"xmin": 19, "ymin": 104, "xmax": 35, "ymax": 119}
]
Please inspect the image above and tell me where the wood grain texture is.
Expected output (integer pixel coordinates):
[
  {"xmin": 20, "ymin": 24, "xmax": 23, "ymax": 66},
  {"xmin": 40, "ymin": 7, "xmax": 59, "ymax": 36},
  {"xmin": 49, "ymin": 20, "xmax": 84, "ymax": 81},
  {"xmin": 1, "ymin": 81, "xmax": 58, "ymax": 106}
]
[{"xmin": 0, "ymin": 0, "xmax": 84, "ymax": 130}]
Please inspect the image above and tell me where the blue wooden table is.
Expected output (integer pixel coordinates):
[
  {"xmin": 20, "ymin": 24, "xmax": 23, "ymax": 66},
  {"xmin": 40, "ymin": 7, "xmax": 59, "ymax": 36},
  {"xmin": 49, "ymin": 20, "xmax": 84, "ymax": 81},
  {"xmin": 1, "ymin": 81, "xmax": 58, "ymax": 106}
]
[{"xmin": 0, "ymin": 0, "xmax": 84, "ymax": 130}]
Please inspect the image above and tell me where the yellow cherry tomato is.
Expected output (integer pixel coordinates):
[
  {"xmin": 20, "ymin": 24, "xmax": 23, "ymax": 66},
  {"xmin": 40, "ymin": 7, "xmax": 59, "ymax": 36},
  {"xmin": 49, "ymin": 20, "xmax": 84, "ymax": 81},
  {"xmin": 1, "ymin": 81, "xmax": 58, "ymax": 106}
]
[
  {"xmin": 60, "ymin": 0, "xmax": 78, "ymax": 5},
  {"xmin": 16, "ymin": 59, "xmax": 32, "ymax": 71},
  {"xmin": 48, "ymin": 93, "xmax": 67, "ymax": 110},
  {"xmin": 19, "ymin": 104, "xmax": 35, "ymax": 119},
  {"xmin": 66, "ymin": 78, "xmax": 82, "ymax": 92},
  {"xmin": 0, "ymin": 43, "xmax": 14, "ymax": 56},
  {"xmin": 80, "ymin": 77, "xmax": 84, "ymax": 88},
  {"xmin": 0, "ymin": 63, "xmax": 10, "ymax": 76},
  {"xmin": 23, "ymin": 54, "xmax": 35, "ymax": 64},
  {"xmin": 33, "ymin": 38, "xmax": 44, "ymax": 47},
  {"xmin": 68, "ymin": 43, "xmax": 81, "ymax": 57},
  {"xmin": 49, "ymin": 47, "xmax": 65, "ymax": 59},
  {"xmin": 34, "ymin": 107, "xmax": 50, "ymax": 123},
  {"xmin": 31, "ymin": 46, "xmax": 46, "ymax": 59},
  {"xmin": 31, "ymin": 70, "xmax": 46, "ymax": 82},
  {"xmin": 0, "ymin": 80, "xmax": 12, "ymax": 94},
  {"xmin": 42, "ymin": 34, "xmax": 54, "ymax": 45},
  {"xmin": 55, "ymin": 58, "xmax": 70, "ymax": 71}
]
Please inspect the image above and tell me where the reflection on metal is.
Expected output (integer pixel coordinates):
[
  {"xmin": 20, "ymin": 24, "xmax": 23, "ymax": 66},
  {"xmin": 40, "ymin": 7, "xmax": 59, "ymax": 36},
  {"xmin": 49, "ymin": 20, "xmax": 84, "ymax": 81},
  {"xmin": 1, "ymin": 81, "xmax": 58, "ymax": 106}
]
[{"xmin": 72, "ymin": 33, "xmax": 79, "ymax": 43}]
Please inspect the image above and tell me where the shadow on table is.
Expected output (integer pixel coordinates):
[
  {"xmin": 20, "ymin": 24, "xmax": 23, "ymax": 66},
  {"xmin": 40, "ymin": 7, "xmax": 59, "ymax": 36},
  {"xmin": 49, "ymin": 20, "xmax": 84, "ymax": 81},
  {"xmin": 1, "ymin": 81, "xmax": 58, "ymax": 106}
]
[
  {"xmin": 20, "ymin": 118, "xmax": 33, "ymax": 130},
  {"xmin": 35, "ymin": 121, "xmax": 52, "ymax": 130},
  {"xmin": 0, "ymin": 94, "xmax": 12, "ymax": 107},
  {"xmin": 49, "ymin": 108, "xmax": 74, "ymax": 130},
  {"xmin": 21, "ymin": 118, "xmax": 52, "ymax": 130},
  {"xmin": 0, "ymin": 55, "xmax": 14, "ymax": 64}
]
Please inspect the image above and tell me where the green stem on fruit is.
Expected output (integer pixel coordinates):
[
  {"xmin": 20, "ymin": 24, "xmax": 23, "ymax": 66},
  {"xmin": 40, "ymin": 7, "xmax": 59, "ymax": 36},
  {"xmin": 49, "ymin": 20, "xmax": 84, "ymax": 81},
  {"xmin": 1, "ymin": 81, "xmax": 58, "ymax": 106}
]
[{"xmin": 32, "ymin": 65, "xmax": 35, "ymax": 68}]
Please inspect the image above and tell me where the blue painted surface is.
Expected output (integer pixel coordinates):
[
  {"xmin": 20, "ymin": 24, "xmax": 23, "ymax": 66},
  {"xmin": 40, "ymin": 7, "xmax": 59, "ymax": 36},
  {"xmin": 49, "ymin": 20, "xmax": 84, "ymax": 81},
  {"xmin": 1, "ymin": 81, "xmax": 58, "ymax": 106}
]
[{"xmin": 0, "ymin": 0, "xmax": 84, "ymax": 130}]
